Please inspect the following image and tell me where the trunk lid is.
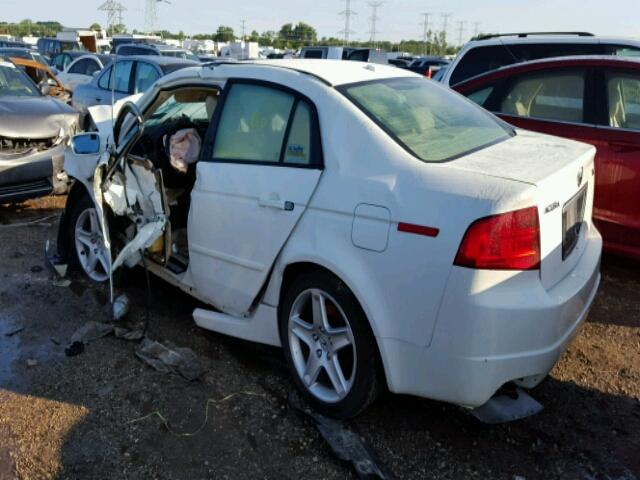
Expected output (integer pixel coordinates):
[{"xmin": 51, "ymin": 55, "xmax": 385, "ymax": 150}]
[{"xmin": 450, "ymin": 129, "xmax": 596, "ymax": 289}]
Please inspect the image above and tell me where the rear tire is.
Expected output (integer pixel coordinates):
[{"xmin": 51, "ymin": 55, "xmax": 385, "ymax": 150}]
[{"xmin": 280, "ymin": 270, "xmax": 381, "ymax": 418}]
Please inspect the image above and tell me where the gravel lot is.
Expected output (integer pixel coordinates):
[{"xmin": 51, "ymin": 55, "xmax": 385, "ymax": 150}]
[{"xmin": 0, "ymin": 196, "xmax": 639, "ymax": 480}]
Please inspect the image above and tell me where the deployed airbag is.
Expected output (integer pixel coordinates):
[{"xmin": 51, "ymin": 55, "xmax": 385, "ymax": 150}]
[{"xmin": 167, "ymin": 128, "xmax": 201, "ymax": 173}]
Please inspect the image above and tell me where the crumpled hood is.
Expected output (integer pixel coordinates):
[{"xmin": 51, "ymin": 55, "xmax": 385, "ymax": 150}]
[{"xmin": 0, "ymin": 96, "xmax": 78, "ymax": 139}]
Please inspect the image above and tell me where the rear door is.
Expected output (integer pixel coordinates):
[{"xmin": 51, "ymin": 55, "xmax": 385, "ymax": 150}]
[
  {"xmin": 188, "ymin": 80, "xmax": 323, "ymax": 314},
  {"xmin": 593, "ymin": 68, "xmax": 640, "ymax": 254}
]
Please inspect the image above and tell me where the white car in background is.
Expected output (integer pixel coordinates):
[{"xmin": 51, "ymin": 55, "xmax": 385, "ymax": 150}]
[
  {"xmin": 58, "ymin": 60, "xmax": 602, "ymax": 418},
  {"xmin": 56, "ymin": 54, "xmax": 112, "ymax": 92}
]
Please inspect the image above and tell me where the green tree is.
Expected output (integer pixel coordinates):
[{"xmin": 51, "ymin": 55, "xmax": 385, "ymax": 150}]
[
  {"xmin": 214, "ymin": 25, "xmax": 234, "ymax": 42},
  {"xmin": 90, "ymin": 22, "xmax": 102, "ymax": 32},
  {"xmin": 249, "ymin": 30, "xmax": 259, "ymax": 43}
]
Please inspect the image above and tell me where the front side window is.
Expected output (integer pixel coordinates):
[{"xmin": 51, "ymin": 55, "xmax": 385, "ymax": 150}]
[
  {"xmin": 466, "ymin": 86, "xmax": 495, "ymax": 107},
  {"xmin": 134, "ymin": 62, "xmax": 160, "ymax": 93},
  {"xmin": 500, "ymin": 70, "xmax": 585, "ymax": 123},
  {"xmin": 98, "ymin": 65, "xmax": 111, "ymax": 89},
  {"xmin": 340, "ymin": 77, "xmax": 511, "ymax": 162},
  {"xmin": 606, "ymin": 71, "xmax": 640, "ymax": 129},
  {"xmin": 212, "ymin": 84, "xmax": 294, "ymax": 163}
]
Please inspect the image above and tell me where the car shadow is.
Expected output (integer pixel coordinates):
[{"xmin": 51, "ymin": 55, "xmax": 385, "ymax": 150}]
[{"xmin": 0, "ymin": 200, "xmax": 638, "ymax": 479}]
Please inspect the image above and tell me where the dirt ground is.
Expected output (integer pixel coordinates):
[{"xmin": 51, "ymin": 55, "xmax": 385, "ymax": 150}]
[{"xmin": 0, "ymin": 196, "xmax": 638, "ymax": 480}]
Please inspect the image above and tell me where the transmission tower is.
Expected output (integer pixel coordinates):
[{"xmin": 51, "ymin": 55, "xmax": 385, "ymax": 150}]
[
  {"xmin": 144, "ymin": 0, "xmax": 169, "ymax": 33},
  {"xmin": 456, "ymin": 20, "xmax": 466, "ymax": 46},
  {"xmin": 339, "ymin": 0, "xmax": 357, "ymax": 46},
  {"xmin": 420, "ymin": 12, "xmax": 431, "ymax": 55},
  {"xmin": 367, "ymin": 1, "xmax": 383, "ymax": 47},
  {"xmin": 473, "ymin": 21, "xmax": 481, "ymax": 38},
  {"xmin": 98, "ymin": 0, "xmax": 127, "ymax": 30}
]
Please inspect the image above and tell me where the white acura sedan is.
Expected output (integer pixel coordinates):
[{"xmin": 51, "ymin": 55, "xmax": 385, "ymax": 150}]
[{"xmin": 58, "ymin": 60, "xmax": 601, "ymax": 418}]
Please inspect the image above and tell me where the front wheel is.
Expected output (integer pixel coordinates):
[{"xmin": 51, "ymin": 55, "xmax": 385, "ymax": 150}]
[
  {"xmin": 280, "ymin": 271, "xmax": 381, "ymax": 418},
  {"xmin": 68, "ymin": 194, "xmax": 110, "ymax": 282}
]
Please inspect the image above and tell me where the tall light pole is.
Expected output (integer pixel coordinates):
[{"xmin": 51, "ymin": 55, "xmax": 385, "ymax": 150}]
[{"xmin": 421, "ymin": 12, "xmax": 431, "ymax": 55}]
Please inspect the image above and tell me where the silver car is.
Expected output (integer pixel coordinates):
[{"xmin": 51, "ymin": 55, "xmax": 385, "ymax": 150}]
[
  {"xmin": 0, "ymin": 59, "xmax": 78, "ymax": 203},
  {"xmin": 71, "ymin": 55, "xmax": 197, "ymax": 130}
]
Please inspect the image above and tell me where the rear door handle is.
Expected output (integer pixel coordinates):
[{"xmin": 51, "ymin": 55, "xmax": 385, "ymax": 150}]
[{"xmin": 258, "ymin": 195, "xmax": 294, "ymax": 211}]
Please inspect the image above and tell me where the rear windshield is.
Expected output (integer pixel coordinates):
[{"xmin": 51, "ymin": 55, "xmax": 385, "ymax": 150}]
[{"xmin": 339, "ymin": 77, "xmax": 512, "ymax": 162}]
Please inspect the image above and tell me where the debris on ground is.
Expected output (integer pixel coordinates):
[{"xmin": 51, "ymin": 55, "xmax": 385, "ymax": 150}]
[
  {"xmin": 70, "ymin": 321, "xmax": 114, "ymax": 345},
  {"xmin": 288, "ymin": 391, "xmax": 395, "ymax": 480},
  {"xmin": 26, "ymin": 359, "xmax": 38, "ymax": 367},
  {"xmin": 128, "ymin": 391, "xmax": 268, "ymax": 436},
  {"xmin": 64, "ymin": 341, "xmax": 84, "ymax": 357},
  {"xmin": 112, "ymin": 294, "xmax": 130, "ymax": 321},
  {"xmin": 135, "ymin": 338, "xmax": 208, "ymax": 381},
  {"xmin": 470, "ymin": 387, "xmax": 544, "ymax": 424},
  {"xmin": 4, "ymin": 327, "xmax": 24, "ymax": 337}
]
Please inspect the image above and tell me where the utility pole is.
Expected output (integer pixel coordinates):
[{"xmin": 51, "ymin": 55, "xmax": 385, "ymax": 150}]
[
  {"xmin": 99, "ymin": 0, "xmax": 127, "ymax": 32},
  {"xmin": 420, "ymin": 12, "xmax": 431, "ymax": 55},
  {"xmin": 473, "ymin": 21, "xmax": 481, "ymax": 38},
  {"xmin": 367, "ymin": 1, "xmax": 383, "ymax": 48},
  {"xmin": 440, "ymin": 12, "xmax": 452, "ymax": 55},
  {"xmin": 240, "ymin": 19, "xmax": 247, "ymax": 41},
  {"xmin": 456, "ymin": 20, "xmax": 465, "ymax": 46},
  {"xmin": 339, "ymin": 0, "xmax": 357, "ymax": 46}
]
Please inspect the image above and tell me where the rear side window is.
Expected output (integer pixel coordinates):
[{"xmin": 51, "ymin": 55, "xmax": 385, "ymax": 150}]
[
  {"xmin": 134, "ymin": 62, "xmax": 160, "ymax": 93},
  {"xmin": 507, "ymin": 43, "xmax": 599, "ymax": 62},
  {"xmin": 467, "ymin": 86, "xmax": 495, "ymax": 107},
  {"xmin": 98, "ymin": 65, "xmax": 111, "ymax": 89},
  {"xmin": 303, "ymin": 49, "xmax": 324, "ymax": 59},
  {"xmin": 340, "ymin": 77, "xmax": 511, "ymax": 162},
  {"xmin": 602, "ymin": 44, "xmax": 640, "ymax": 58},
  {"xmin": 450, "ymin": 45, "xmax": 514, "ymax": 85},
  {"xmin": 211, "ymin": 83, "xmax": 319, "ymax": 166},
  {"xmin": 69, "ymin": 59, "xmax": 90, "ymax": 74},
  {"xmin": 606, "ymin": 71, "xmax": 640, "ymax": 129},
  {"xmin": 500, "ymin": 70, "xmax": 585, "ymax": 123}
]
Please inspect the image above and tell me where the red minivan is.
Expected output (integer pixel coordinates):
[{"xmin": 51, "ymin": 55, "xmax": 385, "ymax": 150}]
[{"xmin": 454, "ymin": 56, "xmax": 640, "ymax": 260}]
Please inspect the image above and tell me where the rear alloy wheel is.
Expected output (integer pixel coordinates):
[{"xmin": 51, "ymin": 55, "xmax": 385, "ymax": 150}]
[
  {"xmin": 281, "ymin": 271, "xmax": 380, "ymax": 418},
  {"xmin": 71, "ymin": 198, "xmax": 110, "ymax": 282}
]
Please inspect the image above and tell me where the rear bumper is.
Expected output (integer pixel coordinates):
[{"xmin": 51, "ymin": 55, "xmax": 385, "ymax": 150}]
[
  {"xmin": 0, "ymin": 143, "xmax": 66, "ymax": 203},
  {"xmin": 379, "ymin": 225, "xmax": 602, "ymax": 407}
]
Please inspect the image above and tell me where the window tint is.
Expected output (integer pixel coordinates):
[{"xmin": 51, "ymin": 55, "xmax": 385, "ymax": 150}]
[
  {"xmin": 467, "ymin": 86, "xmax": 494, "ymax": 106},
  {"xmin": 134, "ymin": 62, "xmax": 159, "ymax": 92},
  {"xmin": 450, "ymin": 45, "xmax": 514, "ymax": 85},
  {"xmin": 51, "ymin": 54, "xmax": 67, "ymax": 71},
  {"xmin": 603, "ymin": 44, "xmax": 640, "ymax": 57},
  {"xmin": 85, "ymin": 60, "xmax": 101, "ymax": 76},
  {"xmin": 303, "ymin": 49, "xmax": 324, "ymax": 59},
  {"xmin": 341, "ymin": 77, "xmax": 511, "ymax": 163},
  {"xmin": 606, "ymin": 71, "xmax": 640, "ymax": 129},
  {"xmin": 98, "ymin": 65, "xmax": 111, "ymax": 89},
  {"xmin": 348, "ymin": 50, "xmax": 370, "ymax": 62},
  {"xmin": 68, "ymin": 59, "xmax": 90, "ymax": 74},
  {"xmin": 113, "ymin": 61, "xmax": 133, "ymax": 93},
  {"xmin": 212, "ymin": 84, "xmax": 295, "ymax": 163},
  {"xmin": 284, "ymin": 102, "xmax": 313, "ymax": 165},
  {"xmin": 507, "ymin": 43, "xmax": 599, "ymax": 62},
  {"xmin": 500, "ymin": 70, "xmax": 585, "ymax": 123}
]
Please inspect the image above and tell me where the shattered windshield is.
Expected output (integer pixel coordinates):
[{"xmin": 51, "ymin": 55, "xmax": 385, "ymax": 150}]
[{"xmin": 0, "ymin": 62, "xmax": 40, "ymax": 97}]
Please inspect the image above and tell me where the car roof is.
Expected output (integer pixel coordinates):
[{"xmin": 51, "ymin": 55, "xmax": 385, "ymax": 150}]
[
  {"xmin": 244, "ymin": 59, "xmax": 417, "ymax": 86},
  {"xmin": 465, "ymin": 34, "xmax": 640, "ymax": 48},
  {"xmin": 454, "ymin": 55, "xmax": 640, "ymax": 89},
  {"xmin": 114, "ymin": 54, "xmax": 197, "ymax": 66}
]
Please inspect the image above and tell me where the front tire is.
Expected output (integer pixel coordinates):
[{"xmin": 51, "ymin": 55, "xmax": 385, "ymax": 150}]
[
  {"xmin": 280, "ymin": 270, "xmax": 381, "ymax": 418},
  {"xmin": 68, "ymin": 194, "xmax": 110, "ymax": 282}
]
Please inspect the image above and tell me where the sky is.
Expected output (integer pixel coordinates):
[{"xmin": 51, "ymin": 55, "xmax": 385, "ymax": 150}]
[{"xmin": 0, "ymin": 0, "xmax": 638, "ymax": 44}]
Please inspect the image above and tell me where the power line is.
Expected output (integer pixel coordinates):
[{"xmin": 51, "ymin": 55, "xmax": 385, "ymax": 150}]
[
  {"xmin": 240, "ymin": 19, "xmax": 247, "ymax": 40},
  {"xmin": 98, "ymin": 0, "xmax": 127, "ymax": 30},
  {"xmin": 420, "ymin": 12, "xmax": 431, "ymax": 55},
  {"xmin": 473, "ymin": 21, "xmax": 481, "ymax": 38},
  {"xmin": 339, "ymin": 0, "xmax": 357, "ymax": 46},
  {"xmin": 456, "ymin": 20, "xmax": 466, "ymax": 46},
  {"xmin": 367, "ymin": 1, "xmax": 383, "ymax": 47},
  {"xmin": 440, "ymin": 12, "xmax": 452, "ymax": 39}
]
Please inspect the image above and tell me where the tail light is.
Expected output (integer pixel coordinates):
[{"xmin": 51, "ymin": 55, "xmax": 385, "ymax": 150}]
[
  {"xmin": 425, "ymin": 68, "xmax": 433, "ymax": 79},
  {"xmin": 454, "ymin": 207, "xmax": 540, "ymax": 270}
]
